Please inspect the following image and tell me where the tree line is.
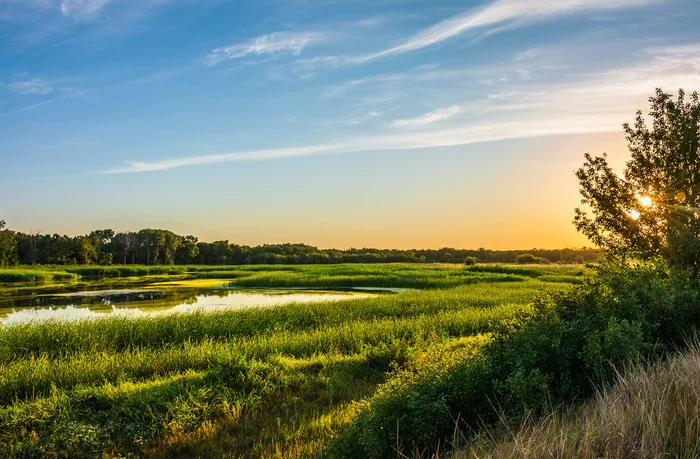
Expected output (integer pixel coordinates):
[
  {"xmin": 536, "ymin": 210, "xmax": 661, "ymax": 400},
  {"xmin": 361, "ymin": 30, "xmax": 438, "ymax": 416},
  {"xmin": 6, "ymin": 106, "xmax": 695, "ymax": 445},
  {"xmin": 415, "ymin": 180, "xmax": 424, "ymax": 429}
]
[{"xmin": 0, "ymin": 221, "xmax": 599, "ymax": 267}]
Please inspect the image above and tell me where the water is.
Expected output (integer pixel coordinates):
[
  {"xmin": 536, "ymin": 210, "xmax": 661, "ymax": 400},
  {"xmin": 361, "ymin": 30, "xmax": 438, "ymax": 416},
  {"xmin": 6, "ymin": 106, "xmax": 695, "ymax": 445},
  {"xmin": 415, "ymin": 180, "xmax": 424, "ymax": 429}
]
[{"xmin": 0, "ymin": 279, "xmax": 376, "ymax": 324}]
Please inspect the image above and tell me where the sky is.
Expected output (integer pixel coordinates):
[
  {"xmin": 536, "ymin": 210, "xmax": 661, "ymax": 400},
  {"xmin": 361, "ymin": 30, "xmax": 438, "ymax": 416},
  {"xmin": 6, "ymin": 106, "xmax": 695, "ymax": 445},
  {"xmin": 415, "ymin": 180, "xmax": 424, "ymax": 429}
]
[{"xmin": 1, "ymin": 0, "xmax": 699, "ymax": 250}]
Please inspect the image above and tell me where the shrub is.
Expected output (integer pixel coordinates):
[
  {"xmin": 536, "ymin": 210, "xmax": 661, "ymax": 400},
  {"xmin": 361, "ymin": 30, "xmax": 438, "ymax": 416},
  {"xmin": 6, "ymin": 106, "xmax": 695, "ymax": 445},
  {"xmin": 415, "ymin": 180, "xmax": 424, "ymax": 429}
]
[
  {"xmin": 464, "ymin": 257, "xmax": 478, "ymax": 266},
  {"xmin": 515, "ymin": 253, "xmax": 539, "ymax": 264}
]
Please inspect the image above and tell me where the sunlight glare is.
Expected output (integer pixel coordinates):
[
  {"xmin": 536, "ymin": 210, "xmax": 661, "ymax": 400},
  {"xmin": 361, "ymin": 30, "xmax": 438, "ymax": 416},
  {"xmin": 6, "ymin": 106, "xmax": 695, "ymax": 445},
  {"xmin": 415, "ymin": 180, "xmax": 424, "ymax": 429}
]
[
  {"xmin": 629, "ymin": 209, "xmax": 641, "ymax": 220},
  {"xmin": 638, "ymin": 195, "xmax": 652, "ymax": 207}
]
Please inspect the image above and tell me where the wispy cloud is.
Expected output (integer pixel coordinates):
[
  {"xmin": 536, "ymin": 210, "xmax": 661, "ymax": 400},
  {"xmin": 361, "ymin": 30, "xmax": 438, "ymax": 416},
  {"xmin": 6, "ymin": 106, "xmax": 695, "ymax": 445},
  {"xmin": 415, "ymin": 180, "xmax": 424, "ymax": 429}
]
[
  {"xmin": 103, "ymin": 115, "xmax": 618, "ymax": 174},
  {"xmin": 0, "ymin": 75, "xmax": 89, "ymax": 115},
  {"xmin": 322, "ymin": 67, "xmax": 477, "ymax": 99},
  {"xmin": 384, "ymin": 0, "xmax": 656, "ymax": 58},
  {"xmin": 0, "ymin": 91, "xmax": 88, "ymax": 117},
  {"xmin": 106, "ymin": 144, "xmax": 342, "ymax": 172},
  {"xmin": 332, "ymin": 111, "xmax": 382, "ymax": 126},
  {"xmin": 3, "ymin": 0, "xmax": 190, "ymax": 23},
  {"xmin": 59, "ymin": 0, "xmax": 111, "ymax": 20},
  {"xmin": 515, "ymin": 69, "xmax": 532, "ymax": 80},
  {"xmin": 1, "ymin": 0, "xmax": 216, "ymax": 54},
  {"xmin": 103, "ymin": 43, "xmax": 700, "ymax": 174},
  {"xmin": 204, "ymin": 32, "xmax": 323, "ymax": 65},
  {"xmin": 7, "ymin": 78, "xmax": 54, "ymax": 95},
  {"xmin": 391, "ymin": 105, "xmax": 464, "ymax": 128},
  {"xmin": 353, "ymin": 17, "xmax": 388, "ymax": 27},
  {"xmin": 310, "ymin": 0, "xmax": 659, "ymax": 66},
  {"xmin": 0, "ymin": 66, "xmax": 193, "ymax": 117},
  {"xmin": 514, "ymin": 48, "xmax": 542, "ymax": 61},
  {"xmin": 321, "ymin": 50, "xmax": 552, "ymax": 100}
]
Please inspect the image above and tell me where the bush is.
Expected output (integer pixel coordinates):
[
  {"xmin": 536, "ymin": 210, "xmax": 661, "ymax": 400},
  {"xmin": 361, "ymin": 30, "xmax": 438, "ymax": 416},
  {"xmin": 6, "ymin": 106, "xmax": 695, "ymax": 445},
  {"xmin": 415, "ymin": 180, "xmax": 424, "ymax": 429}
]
[
  {"xmin": 464, "ymin": 257, "xmax": 478, "ymax": 266},
  {"xmin": 329, "ymin": 259, "xmax": 700, "ymax": 458},
  {"xmin": 515, "ymin": 253, "xmax": 539, "ymax": 264}
]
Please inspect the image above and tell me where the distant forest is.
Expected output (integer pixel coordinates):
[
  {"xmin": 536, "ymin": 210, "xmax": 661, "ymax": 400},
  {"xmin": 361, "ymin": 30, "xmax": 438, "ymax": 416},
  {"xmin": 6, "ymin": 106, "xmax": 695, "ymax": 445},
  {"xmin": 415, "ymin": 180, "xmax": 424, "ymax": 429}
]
[{"xmin": 0, "ymin": 223, "xmax": 600, "ymax": 266}]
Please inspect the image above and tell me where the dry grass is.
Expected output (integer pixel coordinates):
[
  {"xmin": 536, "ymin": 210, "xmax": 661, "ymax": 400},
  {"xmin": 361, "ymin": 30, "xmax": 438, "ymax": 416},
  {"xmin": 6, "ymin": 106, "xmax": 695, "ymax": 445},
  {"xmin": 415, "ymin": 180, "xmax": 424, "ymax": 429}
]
[{"xmin": 460, "ymin": 339, "xmax": 700, "ymax": 459}]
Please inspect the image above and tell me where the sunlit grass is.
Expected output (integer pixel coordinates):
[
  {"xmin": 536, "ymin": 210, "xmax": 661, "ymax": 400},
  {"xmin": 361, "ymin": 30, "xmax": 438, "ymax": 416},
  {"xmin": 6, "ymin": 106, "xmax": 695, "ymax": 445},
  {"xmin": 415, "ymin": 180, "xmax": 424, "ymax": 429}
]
[
  {"xmin": 2, "ymin": 262, "xmax": 586, "ymax": 286},
  {"xmin": 0, "ymin": 269, "xmax": 78, "ymax": 283}
]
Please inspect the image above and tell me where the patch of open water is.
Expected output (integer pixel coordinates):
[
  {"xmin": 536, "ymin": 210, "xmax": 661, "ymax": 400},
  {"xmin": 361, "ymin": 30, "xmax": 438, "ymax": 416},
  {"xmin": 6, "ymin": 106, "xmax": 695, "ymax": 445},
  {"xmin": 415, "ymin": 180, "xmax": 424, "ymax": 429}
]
[{"xmin": 0, "ymin": 279, "xmax": 381, "ymax": 324}]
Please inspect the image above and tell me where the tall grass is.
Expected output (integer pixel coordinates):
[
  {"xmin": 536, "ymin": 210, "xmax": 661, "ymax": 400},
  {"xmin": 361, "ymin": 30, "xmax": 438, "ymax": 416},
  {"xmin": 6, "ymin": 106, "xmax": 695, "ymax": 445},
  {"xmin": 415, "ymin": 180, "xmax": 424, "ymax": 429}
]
[
  {"xmin": 0, "ymin": 307, "xmax": 517, "ymax": 404},
  {"xmin": 225, "ymin": 263, "xmax": 584, "ymax": 289},
  {"xmin": 0, "ymin": 269, "xmax": 78, "ymax": 283},
  {"xmin": 465, "ymin": 264, "xmax": 584, "ymax": 278},
  {"xmin": 3, "ymin": 262, "xmax": 585, "ymax": 287},
  {"xmin": 60, "ymin": 265, "xmax": 189, "ymax": 277},
  {"xmin": 461, "ymin": 338, "xmax": 700, "ymax": 458},
  {"xmin": 0, "ymin": 282, "xmax": 548, "ymax": 360}
]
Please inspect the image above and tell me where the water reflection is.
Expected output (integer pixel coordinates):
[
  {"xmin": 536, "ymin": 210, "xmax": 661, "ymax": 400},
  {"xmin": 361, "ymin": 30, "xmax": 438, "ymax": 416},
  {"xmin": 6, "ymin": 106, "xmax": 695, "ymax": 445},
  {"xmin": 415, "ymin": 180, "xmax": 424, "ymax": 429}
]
[{"xmin": 1, "ymin": 289, "xmax": 373, "ymax": 325}]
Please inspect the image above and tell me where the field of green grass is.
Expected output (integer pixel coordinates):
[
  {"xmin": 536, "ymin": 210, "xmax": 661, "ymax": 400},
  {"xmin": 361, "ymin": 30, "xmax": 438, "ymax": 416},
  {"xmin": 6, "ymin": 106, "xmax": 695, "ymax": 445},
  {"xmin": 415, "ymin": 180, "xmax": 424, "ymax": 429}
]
[
  {"xmin": 0, "ymin": 263, "xmax": 581, "ymax": 458},
  {"xmin": 0, "ymin": 262, "xmax": 584, "ymax": 288}
]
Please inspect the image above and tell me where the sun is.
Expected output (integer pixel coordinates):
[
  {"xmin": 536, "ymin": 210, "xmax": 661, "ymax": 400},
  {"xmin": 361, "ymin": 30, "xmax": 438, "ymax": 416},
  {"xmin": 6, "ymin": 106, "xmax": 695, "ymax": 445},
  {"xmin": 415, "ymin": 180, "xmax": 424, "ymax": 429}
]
[
  {"xmin": 638, "ymin": 195, "xmax": 653, "ymax": 207},
  {"xmin": 629, "ymin": 209, "xmax": 641, "ymax": 220}
]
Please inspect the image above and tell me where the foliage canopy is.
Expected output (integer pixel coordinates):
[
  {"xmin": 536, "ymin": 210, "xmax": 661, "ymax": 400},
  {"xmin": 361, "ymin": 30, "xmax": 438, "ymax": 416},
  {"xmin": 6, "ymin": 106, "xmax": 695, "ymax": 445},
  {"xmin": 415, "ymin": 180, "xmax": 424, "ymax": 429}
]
[{"xmin": 574, "ymin": 88, "xmax": 700, "ymax": 276}]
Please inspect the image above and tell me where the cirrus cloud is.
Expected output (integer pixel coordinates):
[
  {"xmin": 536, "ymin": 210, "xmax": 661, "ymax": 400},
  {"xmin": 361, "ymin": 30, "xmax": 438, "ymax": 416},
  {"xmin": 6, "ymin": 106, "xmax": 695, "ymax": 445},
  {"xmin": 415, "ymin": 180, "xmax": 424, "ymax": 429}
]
[
  {"xmin": 203, "ymin": 32, "xmax": 324, "ymax": 65},
  {"xmin": 391, "ymin": 105, "xmax": 464, "ymax": 128},
  {"xmin": 103, "ymin": 43, "xmax": 700, "ymax": 174}
]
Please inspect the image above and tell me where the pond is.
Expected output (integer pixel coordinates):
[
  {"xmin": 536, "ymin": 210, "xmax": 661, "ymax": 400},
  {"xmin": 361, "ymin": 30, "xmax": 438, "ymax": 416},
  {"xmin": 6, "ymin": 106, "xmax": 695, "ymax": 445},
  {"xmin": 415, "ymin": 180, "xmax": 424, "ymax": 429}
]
[{"xmin": 0, "ymin": 278, "xmax": 377, "ymax": 325}]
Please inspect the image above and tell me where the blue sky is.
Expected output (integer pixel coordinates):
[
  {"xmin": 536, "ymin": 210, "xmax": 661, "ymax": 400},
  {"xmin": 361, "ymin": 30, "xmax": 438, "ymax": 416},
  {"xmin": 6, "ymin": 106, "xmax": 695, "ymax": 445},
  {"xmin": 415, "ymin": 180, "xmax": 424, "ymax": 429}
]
[{"xmin": 1, "ymin": 0, "xmax": 699, "ymax": 249}]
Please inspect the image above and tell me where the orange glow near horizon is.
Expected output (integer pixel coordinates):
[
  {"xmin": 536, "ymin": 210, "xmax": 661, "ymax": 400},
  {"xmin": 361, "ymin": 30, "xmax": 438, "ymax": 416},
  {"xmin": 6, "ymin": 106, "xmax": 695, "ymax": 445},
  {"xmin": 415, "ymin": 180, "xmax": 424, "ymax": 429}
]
[{"xmin": 6, "ymin": 133, "xmax": 628, "ymax": 251}]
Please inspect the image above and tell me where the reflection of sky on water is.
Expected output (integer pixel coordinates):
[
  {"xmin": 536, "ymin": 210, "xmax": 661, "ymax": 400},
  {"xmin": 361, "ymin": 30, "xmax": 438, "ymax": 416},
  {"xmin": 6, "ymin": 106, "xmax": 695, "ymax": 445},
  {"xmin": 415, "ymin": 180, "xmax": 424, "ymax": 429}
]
[{"xmin": 1, "ymin": 290, "xmax": 373, "ymax": 325}]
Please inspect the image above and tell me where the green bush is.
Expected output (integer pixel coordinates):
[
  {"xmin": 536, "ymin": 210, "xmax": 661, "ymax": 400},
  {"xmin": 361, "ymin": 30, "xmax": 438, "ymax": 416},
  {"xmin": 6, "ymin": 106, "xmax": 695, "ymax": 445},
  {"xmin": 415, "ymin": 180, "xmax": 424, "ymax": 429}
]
[
  {"xmin": 330, "ymin": 259, "xmax": 700, "ymax": 458},
  {"xmin": 464, "ymin": 257, "xmax": 478, "ymax": 266},
  {"xmin": 515, "ymin": 253, "xmax": 539, "ymax": 264}
]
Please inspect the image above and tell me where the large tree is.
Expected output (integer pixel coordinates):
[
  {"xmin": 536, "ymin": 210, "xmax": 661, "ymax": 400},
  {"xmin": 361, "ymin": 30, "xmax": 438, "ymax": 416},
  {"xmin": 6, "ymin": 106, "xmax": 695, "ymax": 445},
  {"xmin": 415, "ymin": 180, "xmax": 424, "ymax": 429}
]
[{"xmin": 574, "ymin": 88, "xmax": 700, "ymax": 277}]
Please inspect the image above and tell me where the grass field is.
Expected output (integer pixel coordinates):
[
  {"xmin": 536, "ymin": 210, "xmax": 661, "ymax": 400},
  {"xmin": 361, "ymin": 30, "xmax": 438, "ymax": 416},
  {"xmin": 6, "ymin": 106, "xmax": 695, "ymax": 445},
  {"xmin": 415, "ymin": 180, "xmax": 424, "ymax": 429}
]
[
  {"xmin": 0, "ymin": 262, "xmax": 585, "ymax": 287},
  {"xmin": 0, "ymin": 263, "xmax": 581, "ymax": 458}
]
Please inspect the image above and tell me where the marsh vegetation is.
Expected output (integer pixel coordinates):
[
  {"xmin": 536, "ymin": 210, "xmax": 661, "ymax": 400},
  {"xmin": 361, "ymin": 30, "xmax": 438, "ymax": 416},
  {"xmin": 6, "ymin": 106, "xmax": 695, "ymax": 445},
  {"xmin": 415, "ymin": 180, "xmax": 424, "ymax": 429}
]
[{"xmin": 0, "ymin": 262, "xmax": 577, "ymax": 458}]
